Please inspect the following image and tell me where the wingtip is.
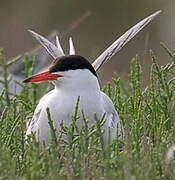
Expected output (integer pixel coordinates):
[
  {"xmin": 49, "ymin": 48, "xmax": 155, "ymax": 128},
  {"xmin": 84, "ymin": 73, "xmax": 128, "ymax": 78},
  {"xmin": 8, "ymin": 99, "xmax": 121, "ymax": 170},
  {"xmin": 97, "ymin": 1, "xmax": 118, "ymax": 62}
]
[
  {"xmin": 156, "ymin": 10, "xmax": 162, "ymax": 14},
  {"xmin": 55, "ymin": 35, "xmax": 64, "ymax": 55},
  {"xmin": 56, "ymin": 35, "xmax": 59, "ymax": 42},
  {"xmin": 69, "ymin": 37, "xmax": 75, "ymax": 55},
  {"xmin": 27, "ymin": 30, "xmax": 65, "ymax": 59},
  {"xmin": 28, "ymin": 29, "xmax": 37, "ymax": 36},
  {"xmin": 69, "ymin": 37, "xmax": 73, "ymax": 41},
  {"xmin": 152, "ymin": 10, "xmax": 162, "ymax": 17},
  {"xmin": 69, "ymin": 37, "xmax": 73, "ymax": 47},
  {"xmin": 27, "ymin": 29, "xmax": 42, "ymax": 41},
  {"xmin": 27, "ymin": 29, "xmax": 32, "ymax": 33}
]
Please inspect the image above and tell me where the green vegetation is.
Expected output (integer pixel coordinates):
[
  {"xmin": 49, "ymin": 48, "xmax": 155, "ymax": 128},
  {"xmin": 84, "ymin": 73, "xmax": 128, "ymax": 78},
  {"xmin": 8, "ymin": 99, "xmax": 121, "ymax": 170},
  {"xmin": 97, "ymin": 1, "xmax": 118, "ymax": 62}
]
[{"xmin": 0, "ymin": 43, "xmax": 175, "ymax": 180}]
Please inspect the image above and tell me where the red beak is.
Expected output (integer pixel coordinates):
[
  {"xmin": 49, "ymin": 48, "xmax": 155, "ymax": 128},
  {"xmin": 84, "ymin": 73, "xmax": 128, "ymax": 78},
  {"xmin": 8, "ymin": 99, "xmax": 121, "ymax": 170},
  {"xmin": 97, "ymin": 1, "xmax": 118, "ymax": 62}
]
[{"xmin": 23, "ymin": 71, "xmax": 63, "ymax": 83}]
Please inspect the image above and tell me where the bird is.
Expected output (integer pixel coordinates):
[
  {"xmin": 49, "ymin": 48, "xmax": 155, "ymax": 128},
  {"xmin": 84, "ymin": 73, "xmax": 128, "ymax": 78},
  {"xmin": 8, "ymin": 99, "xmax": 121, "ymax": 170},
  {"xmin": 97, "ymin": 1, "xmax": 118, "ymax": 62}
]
[{"xmin": 23, "ymin": 10, "xmax": 161, "ymax": 147}]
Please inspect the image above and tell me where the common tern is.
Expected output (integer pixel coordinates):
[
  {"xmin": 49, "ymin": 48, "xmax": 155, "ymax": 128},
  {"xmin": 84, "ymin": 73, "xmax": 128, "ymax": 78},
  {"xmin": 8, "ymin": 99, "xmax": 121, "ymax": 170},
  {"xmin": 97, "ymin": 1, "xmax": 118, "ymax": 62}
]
[{"xmin": 23, "ymin": 11, "xmax": 161, "ymax": 147}]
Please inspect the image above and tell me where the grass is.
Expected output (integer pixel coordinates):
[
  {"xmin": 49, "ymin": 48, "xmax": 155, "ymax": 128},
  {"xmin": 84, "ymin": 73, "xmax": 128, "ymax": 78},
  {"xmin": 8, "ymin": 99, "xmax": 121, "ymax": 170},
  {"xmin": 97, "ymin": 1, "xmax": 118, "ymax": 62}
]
[{"xmin": 0, "ymin": 42, "xmax": 175, "ymax": 180}]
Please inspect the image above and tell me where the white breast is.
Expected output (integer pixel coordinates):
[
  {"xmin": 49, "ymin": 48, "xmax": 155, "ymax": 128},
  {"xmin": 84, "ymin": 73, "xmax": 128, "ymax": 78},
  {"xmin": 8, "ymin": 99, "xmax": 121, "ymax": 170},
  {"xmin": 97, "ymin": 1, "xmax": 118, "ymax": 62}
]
[
  {"xmin": 26, "ymin": 87, "xmax": 105, "ymax": 146},
  {"xmin": 25, "ymin": 69, "xmax": 124, "ymax": 147}
]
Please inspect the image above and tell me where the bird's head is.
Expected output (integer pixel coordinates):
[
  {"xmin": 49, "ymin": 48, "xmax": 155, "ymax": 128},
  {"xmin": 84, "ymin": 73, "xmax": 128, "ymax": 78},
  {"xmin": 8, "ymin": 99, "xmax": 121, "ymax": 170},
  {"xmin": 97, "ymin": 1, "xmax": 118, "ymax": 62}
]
[{"xmin": 23, "ymin": 55, "xmax": 99, "ymax": 89}]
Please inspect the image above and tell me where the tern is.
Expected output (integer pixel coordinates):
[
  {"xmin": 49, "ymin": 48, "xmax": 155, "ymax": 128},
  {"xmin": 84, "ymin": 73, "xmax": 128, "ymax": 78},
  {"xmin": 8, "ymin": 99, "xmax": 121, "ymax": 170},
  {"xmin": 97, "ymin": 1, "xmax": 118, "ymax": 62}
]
[{"xmin": 23, "ymin": 11, "xmax": 161, "ymax": 147}]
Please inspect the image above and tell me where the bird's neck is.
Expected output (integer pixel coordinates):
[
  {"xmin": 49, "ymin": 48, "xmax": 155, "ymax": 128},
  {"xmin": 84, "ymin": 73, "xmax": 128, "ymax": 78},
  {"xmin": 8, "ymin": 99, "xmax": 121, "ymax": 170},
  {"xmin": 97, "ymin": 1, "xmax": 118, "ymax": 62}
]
[{"xmin": 54, "ymin": 71, "xmax": 100, "ymax": 93}]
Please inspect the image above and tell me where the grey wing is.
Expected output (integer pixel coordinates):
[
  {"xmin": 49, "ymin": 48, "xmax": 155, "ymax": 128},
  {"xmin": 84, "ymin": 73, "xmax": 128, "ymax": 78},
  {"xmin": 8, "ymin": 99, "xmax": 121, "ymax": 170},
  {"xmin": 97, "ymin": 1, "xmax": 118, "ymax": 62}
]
[
  {"xmin": 28, "ymin": 30, "xmax": 65, "ymax": 59},
  {"xmin": 92, "ymin": 10, "xmax": 161, "ymax": 71},
  {"xmin": 25, "ymin": 90, "xmax": 54, "ymax": 139},
  {"xmin": 101, "ymin": 92, "xmax": 124, "ymax": 141},
  {"xmin": 25, "ymin": 107, "xmax": 42, "ymax": 138}
]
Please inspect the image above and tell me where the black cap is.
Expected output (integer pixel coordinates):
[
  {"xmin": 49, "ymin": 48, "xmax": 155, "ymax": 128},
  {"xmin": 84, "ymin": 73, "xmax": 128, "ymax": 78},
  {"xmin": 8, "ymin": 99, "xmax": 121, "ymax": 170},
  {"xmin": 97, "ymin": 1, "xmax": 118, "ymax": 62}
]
[{"xmin": 49, "ymin": 55, "xmax": 97, "ymax": 77}]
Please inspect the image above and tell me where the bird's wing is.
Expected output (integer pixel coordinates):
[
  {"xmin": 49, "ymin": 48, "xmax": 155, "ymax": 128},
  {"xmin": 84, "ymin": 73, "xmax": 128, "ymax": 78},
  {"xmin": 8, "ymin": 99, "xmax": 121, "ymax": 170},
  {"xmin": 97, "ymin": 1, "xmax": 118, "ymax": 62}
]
[
  {"xmin": 69, "ymin": 37, "xmax": 76, "ymax": 55},
  {"xmin": 92, "ymin": 10, "xmax": 161, "ymax": 71},
  {"xmin": 101, "ymin": 92, "xmax": 124, "ymax": 141},
  {"xmin": 56, "ymin": 35, "xmax": 65, "ymax": 55},
  {"xmin": 28, "ymin": 30, "xmax": 65, "ymax": 59},
  {"xmin": 25, "ymin": 107, "xmax": 42, "ymax": 137},
  {"xmin": 25, "ymin": 90, "xmax": 54, "ymax": 138}
]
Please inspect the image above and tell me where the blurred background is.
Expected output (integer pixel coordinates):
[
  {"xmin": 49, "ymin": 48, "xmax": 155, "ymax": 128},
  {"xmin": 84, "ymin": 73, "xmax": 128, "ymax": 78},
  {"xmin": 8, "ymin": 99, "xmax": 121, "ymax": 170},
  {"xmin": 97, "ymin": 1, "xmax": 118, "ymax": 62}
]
[{"xmin": 0, "ymin": 0, "xmax": 175, "ymax": 86}]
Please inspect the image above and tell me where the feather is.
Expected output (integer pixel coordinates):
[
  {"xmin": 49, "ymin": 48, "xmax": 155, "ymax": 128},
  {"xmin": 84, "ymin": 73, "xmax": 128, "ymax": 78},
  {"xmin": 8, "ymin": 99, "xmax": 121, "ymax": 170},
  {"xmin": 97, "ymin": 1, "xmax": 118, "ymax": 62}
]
[
  {"xmin": 69, "ymin": 37, "xmax": 76, "ymax": 55},
  {"xmin": 28, "ymin": 30, "xmax": 64, "ymax": 59},
  {"xmin": 92, "ymin": 10, "xmax": 161, "ymax": 71},
  {"xmin": 56, "ymin": 35, "xmax": 65, "ymax": 55}
]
